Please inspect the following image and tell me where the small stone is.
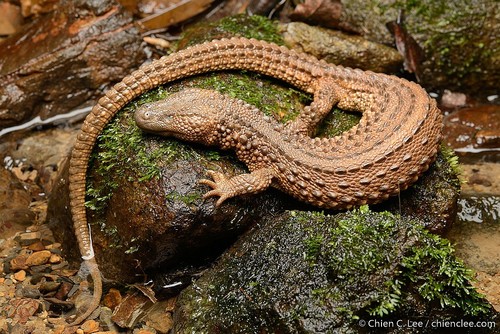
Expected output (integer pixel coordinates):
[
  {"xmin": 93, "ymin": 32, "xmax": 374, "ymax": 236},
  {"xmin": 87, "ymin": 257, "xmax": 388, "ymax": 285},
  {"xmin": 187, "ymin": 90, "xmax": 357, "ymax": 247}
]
[
  {"xmin": 440, "ymin": 89, "xmax": 467, "ymax": 108},
  {"xmin": 29, "ymin": 264, "xmax": 51, "ymax": 273},
  {"xmin": 18, "ymin": 231, "xmax": 42, "ymax": 242},
  {"xmin": 80, "ymin": 319, "xmax": 100, "ymax": 333},
  {"xmin": 10, "ymin": 254, "xmax": 29, "ymax": 270},
  {"xmin": 13, "ymin": 270, "xmax": 26, "ymax": 282},
  {"xmin": 57, "ymin": 268, "xmax": 79, "ymax": 277},
  {"xmin": 25, "ymin": 250, "xmax": 52, "ymax": 266},
  {"xmin": 26, "ymin": 240, "xmax": 46, "ymax": 251},
  {"xmin": 52, "ymin": 325, "xmax": 65, "ymax": 334},
  {"xmin": 49, "ymin": 253, "xmax": 62, "ymax": 264},
  {"xmin": 54, "ymin": 281, "xmax": 73, "ymax": 300},
  {"xmin": 45, "ymin": 242, "xmax": 62, "ymax": 250},
  {"xmin": 145, "ymin": 301, "xmax": 174, "ymax": 333},
  {"xmin": 134, "ymin": 329, "xmax": 155, "ymax": 334},
  {"xmin": 103, "ymin": 288, "xmax": 122, "ymax": 310},
  {"xmin": 19, "ymin": 286, "xmax": 42, "ymax": 299},
  {"xmin": 51, "ymin": 260, "xmax": 68, "ymax": 270},
  {"xmin": 40, "ymin": 281, "xmax": 61, "ymax": 293}
]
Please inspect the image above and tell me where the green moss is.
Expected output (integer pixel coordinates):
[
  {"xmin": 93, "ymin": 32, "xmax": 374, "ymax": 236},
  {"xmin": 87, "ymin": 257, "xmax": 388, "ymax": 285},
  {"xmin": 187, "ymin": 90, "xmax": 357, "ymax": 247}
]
[
  {"xmin": 179, "ymin": 14, "xmax": 284, "ymax": 48},
  {"xmin": 384, "ymin": 0, "xmax": 497, "ymax": 92},
  {"xmin": 439, "ymin": 144, "xmax": 463, "ymax": 186},
  {"xmin": 402, "ymin": 231, "xmax": 490, "ymax": 315},
  {"xmin": 165, "ymin": 190, "xmax": 202, "ymax": 207},
  {"xmin": 177, "ymin": 208, "xmax": 491, "ymax": 331},
  {"xmin": 194, "ymin": 72, "xmax": 309, "ymax": 123},
  {"xmin": 86, "ymin": 86, "xmax": 200, "ymax": 216},
  {"xmin": 317, "ymin": 107, "xmax": 361, "ymax": 138},
  {"xmin": 302, "ymin": 208, "xmax": 491, "ymax": 317}
]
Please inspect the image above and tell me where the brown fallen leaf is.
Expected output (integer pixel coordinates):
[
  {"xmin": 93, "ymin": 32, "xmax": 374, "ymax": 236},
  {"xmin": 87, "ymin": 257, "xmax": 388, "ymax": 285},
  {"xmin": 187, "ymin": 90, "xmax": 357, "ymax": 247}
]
[
  {"xmin": 386, "ymin": 10, "xmax": 424, "ymax": 81},
  {"xmin": 138, "ymin": 0, "xmax": 214, "ymax": 31}
]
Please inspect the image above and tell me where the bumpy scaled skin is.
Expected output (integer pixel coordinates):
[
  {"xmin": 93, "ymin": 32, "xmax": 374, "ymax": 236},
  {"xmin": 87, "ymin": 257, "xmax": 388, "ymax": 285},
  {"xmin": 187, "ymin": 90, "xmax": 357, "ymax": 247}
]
[
  {"xmin": 68, "ymin": 37, "xmax": 442, "ymax": 324},
  {"xmin": 136, "ymin": 88, "xmax": 442, "ymax": 208}
]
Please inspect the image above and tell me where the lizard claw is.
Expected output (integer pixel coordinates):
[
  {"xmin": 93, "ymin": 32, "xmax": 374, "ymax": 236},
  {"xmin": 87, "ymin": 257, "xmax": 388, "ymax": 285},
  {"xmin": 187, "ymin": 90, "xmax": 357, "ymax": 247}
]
[{"xmin": 199, "ymin": 171, "xmax": 233, "ymax": 207}]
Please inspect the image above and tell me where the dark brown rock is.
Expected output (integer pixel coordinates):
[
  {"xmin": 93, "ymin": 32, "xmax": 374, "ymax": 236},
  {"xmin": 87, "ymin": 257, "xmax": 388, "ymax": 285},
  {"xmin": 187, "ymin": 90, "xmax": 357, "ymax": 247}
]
[
  {"xmin": 174, "ymin": 210, "xmax": 495, "ymax": 333},
  {"xmin": 0, "ymin": 168, "xmax": 34, "ymax": 238},
  {"xmin": 0, "ymin": 0, "xmax": 145, "ymax": 129}
]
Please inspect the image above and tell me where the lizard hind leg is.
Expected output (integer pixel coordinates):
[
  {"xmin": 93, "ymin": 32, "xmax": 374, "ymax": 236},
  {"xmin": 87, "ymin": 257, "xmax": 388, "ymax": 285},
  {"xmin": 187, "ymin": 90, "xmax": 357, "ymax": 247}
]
[
  {"xmin": 285, "ymin": 77, "xmax": 341, "ymax": 137},
  {"xmin": 200, "ymin": 168, "xmax": 275, "ymax": 207}
]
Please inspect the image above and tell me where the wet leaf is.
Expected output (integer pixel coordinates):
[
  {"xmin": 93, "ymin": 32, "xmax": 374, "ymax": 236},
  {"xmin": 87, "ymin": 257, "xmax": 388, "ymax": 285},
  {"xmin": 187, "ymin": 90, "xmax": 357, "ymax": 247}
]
[{"xmin": 386, "ymin": 11, "xmax": 424, "ymax": 81}]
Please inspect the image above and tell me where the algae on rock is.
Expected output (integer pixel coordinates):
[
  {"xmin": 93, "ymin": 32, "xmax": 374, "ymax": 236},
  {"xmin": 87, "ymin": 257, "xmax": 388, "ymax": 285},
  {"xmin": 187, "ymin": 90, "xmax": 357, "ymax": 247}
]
[
  {"xmin": 339, "ymin": 0, "xmax": 499, "ymax": 95},
  {"xmin": 174, "ymin": 208, "xmax": 493, "ymax": 333}
]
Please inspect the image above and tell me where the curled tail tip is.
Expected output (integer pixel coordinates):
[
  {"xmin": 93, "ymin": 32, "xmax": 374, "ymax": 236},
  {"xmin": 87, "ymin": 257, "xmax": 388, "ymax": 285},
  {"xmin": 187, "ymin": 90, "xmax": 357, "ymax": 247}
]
[{"xmin": 68, "ymin": 258, "xmax": 103, "ymax": 326}]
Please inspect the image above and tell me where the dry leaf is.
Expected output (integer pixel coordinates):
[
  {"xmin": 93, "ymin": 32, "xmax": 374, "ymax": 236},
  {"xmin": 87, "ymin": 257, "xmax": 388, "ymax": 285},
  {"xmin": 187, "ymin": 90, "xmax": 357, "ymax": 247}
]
[{"xmin": 386, "ymin": 11, "xmax": 424, "ymax": 80}]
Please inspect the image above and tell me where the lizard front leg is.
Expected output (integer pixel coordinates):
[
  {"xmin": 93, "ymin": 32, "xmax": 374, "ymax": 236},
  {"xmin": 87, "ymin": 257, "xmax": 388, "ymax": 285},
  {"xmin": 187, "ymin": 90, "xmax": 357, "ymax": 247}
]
[{"xmin": 200, "ymin": 168, "xmax": 275, "ymax": 207}]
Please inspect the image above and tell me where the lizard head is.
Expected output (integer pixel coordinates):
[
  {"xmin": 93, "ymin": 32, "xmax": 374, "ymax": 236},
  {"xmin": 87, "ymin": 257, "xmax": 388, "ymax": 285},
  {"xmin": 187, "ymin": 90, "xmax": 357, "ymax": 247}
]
[{"xmin": 135, "ymin": 89, "xmax": 223, "ymax": 145}]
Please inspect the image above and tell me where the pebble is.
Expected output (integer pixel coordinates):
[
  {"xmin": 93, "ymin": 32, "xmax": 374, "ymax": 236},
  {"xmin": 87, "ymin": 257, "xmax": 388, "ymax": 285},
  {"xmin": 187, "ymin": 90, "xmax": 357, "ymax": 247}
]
[
  {"xmin": 13, "ymin": 270, "xmax": 26, "ymax": 282},
  {"xmin": 25, "ymin": 250, "xmax": 52, "ymax": 266},
  {"xmin": 39, "ymin": 281, "xmax": 61, "ymax": 293},
  {"xmin": 49, "ymin": 253, "xmax": 62, "ymax": 264},
  {"xmin": 26, "ymin": 240, "xmax": 46, "ymax": 251},
  {"xmin": 80, "ymin": 319, "xmax": 100, "ymax": 333},
  {"xmin": 10, "ymin": 254, "xmax": 29, "ymax": 270},
  {"xmin": 17, "ymin": 231, "xmax": 42, "ymax": 243},
  {"xmin": 103, "ymin": 288, "xmax": 122, "ymax": 310},
  {"xmin": 133, "ymin": 329, "xmax": 156, "ymax": 334},
  {"xmin": 46, "ymin": 242, "xmax": 62, "ymax": 250}
]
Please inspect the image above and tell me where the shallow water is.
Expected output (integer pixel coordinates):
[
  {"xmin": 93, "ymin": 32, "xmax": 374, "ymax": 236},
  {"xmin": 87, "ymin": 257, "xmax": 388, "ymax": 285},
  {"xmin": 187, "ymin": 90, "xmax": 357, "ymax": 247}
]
[{"xmin": 447, "ymin": 195, "xmax": 500, "ymax": 274}]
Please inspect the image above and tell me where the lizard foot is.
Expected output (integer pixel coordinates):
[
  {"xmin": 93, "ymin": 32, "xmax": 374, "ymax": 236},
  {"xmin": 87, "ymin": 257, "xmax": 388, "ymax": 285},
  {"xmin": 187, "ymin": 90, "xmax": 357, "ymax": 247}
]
[
  {"xmin": 199, "ymin": 168, "xmax": 275, "ymax": 207},
  {"xmin": 199, "ymin": 171, "xmax": 236, "ymax": 207}
]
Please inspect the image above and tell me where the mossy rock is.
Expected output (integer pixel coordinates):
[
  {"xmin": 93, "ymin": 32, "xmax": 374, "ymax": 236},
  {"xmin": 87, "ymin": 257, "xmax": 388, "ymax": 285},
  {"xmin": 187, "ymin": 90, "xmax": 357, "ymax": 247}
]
[
  {"xmin": 339, "ymin": 0, "xmax": 499, "ymax": 95},
  {"xmin": 51, "ymin": 14, "xmax": 460, "ymax": 297},
  {"xmin": 174, "ymin": 208, "xmax": 494, "ymax": 333},
  {"xmin": 79, "ymin": 15, "xmax": 369, "ymax": 282}
]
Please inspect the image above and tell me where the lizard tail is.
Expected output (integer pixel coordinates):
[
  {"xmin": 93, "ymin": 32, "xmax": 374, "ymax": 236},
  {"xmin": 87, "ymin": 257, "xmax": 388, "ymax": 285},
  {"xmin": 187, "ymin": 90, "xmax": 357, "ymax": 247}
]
[{"xmin": 69, "ymin": 258, "xmax": 103, "ymax": 326}]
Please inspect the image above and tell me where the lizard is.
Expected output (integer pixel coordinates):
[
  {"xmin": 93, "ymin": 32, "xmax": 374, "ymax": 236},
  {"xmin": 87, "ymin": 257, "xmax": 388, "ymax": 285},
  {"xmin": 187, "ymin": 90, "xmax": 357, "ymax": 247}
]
[
  {"xmin": 135, "ymin": 86, "xmax": 442, "ymax": 208},
  {"xmin": 67, "ymin": 37, "xmax": 442, "ymax": 324}
]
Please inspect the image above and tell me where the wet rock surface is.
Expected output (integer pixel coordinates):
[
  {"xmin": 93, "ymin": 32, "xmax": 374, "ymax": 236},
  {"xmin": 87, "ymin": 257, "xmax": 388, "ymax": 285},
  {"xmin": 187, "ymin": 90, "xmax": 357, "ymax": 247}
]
[
  {"xmin": 1, "ymin": 10, "xmax": 498, "ymax": 334},
  {"xmin": 0, "ymin": 0, "xmax": 145, "ymax": 129},
  {"xmin": 442, "ymin": 105, "xmax": 500, "ymax": 163},
  {"xmin": 174, "ymin": 209, "xmax": 495, "ymax": 333},
  {"xmin": 441, "ymin": 101, "xmax": 499, "ymax": 314},
  {"xmin": 295, "ymin": 0, "xmax": 499, "ymax": 96}
]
